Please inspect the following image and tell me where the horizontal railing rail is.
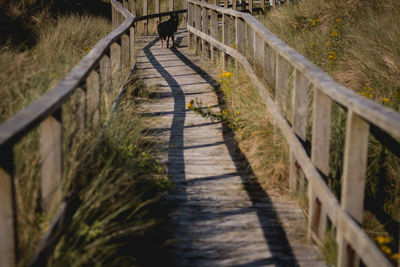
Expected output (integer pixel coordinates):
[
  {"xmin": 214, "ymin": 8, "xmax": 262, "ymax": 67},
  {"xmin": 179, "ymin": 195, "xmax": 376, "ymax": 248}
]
[
  {"xmin": 186, "ymin": 0, "xmax": 399, "ymax": 266},
  {"xmin": 0, "ymin": 0, "xmax": 186, "ymax": 266}
]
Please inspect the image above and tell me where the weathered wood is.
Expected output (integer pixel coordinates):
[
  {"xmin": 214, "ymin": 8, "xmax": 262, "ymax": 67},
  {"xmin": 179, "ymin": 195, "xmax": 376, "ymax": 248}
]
[
  {"xmin": 100, "ymin": 55, "xmax": 112, "ymax": 113},
  {"xmin": 121, "ymin": 33, "xmax": 130, "ymax": 70},
  {"xmin": 263, "ymin": 42, "xmax": 275, "ymax": 87},
  {"xmin": 86, "ymin": 70, "xmax": 101, "ymax": 125},
  {"xmin": 129, "ymin": 26, "xmax": 135, "ymax": 65},
  {"xmin": 75, "ymin": 87, "xmax": 87, "ymax": 129},
  {"xmin": 195, "ymin": 4, "xmax": 202, "ymax": 54},
  {"xmin": 210, "ymin": 9, "xmax": 218, "ymax": 64},
  {"xmin": 143, "ymin": 0, "xmax": 148, "ymax": 35},
  {"xmin": 201, "ymin": 7, "xmax": 209, "ymax": 60},
  {"xmin": 40, "ymin": 110, "xmax": 63, "ymax": 215},
  {"xmin": 169, "ymin": 0, "xmax": 174, "ymax": 11},
  {"xmin": 249, "ymin": 0, "xmax": 253, "ymax": 13},
  {"xmin": 0, "ymin": 145, "xmax": 16, "ymax": 267},
  {"xmin": 222, "ymin": 13, "xmax": 230, "ymax": 69},
  {"xmin": 254, "ymin": 32, "xmax": 263, "ymax": 76},
  {"xmin": 246, "ymin": 23, "xmax": 254, "ymax": 63},
  {"xmin": 337, "ymin": 110, "xmax": 369, "ymax": 267},
  {"xmin": 308, "ymin": 87, "xmax": 331, "ymax": 241},
  {"xmin": 155, "ymin": 0, "xmax": 160, "ymax": 25},
  {"xmin": 129, "ymin": 0, "xmax": 136, "ymax": 15},
  {"xmin": 235, "ymin": 17, "xmax": 244, "ymax": 54},
  {"xmin": 275, "ymin": 54, "xmax": 290, "ymax": 112},
  {"xmin": 289, "ymin": 69, "xmax": 308, "ymax": 193},
  {"xmin": 110, "ymin": 41, "xmax": 122, "ymax": 86}
]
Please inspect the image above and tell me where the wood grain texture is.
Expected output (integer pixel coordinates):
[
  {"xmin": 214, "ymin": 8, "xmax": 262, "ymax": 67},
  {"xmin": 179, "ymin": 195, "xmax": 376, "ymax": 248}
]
[{"xmin": 136, "ymin": 30, "xmax": 325, "ymax": 266}]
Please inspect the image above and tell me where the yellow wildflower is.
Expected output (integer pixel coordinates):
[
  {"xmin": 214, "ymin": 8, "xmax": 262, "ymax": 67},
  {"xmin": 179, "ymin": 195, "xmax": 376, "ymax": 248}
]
[
  {"xmin": 381, "ymin": 246, "xmax": 392, "ymax": 255},
  {"xmin": 325, "ymin": 41, "xmax": 331, "ymax": 46},
  {"xmin": 293, "ymin": 24, "xmax": 298, "ymax": 30},
  {"xmin": 331, "ymin": 31, "xmax": 339, "ymax": 37},
  {"xmin": 231, "ymin": 44, "xmax": 236, "ymax": 49},
  {"xmin": 391, "ymin": 253, "xmax": 399, "ymax": 260},
  {"xmin": 236, "ymin": 111, "xmax": 240, "ymax": 115},
  {"xmin": 222, "ymin": 110, "xmax": 228, "ymax": 115},
  {"xmin": 85, "ymin": 47, "xmax": 90, "ymax": 53},
  {"xmin": 377, "ymin": 236, "xmax": 391, "ymax": 244},
  {"xmin": 187, "ymin": 99, "xmax": 194, "ymax": 109},
  {"xmin": 336, "ymin": 18, "xmax": 341, "ymax": 22},
  {"xmin": 310, "ymin": 41, "xmax": 315, "ymax": 46},
  {"xmin": 382, "ymin": 98, "xmax": 390, "ymax": 103}
]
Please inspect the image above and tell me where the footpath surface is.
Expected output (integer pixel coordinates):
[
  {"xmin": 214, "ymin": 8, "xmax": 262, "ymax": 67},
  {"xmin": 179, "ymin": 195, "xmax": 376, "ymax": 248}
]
[{"xmin": 136, "ymin": 29, "xmax": 326, "ymax": 267}]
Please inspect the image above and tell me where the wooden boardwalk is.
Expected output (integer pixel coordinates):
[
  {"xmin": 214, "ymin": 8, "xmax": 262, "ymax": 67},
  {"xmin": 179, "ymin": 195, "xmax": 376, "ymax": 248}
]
[{"xmin": 136, "ymin": 29, "xmax": 326, "ymax": 267}]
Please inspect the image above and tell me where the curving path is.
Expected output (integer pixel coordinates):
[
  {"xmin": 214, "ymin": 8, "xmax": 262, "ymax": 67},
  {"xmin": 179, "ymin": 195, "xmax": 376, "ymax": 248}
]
[{"xmin": 135, "ymin": 29, "xmax": 326, "ymax": 267}]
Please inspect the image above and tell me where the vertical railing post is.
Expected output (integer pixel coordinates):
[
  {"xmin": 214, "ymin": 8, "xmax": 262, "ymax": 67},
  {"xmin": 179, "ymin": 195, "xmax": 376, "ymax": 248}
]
[
  {"xmin": 246, "ymin": 23, "xmax": 254, "ymax": 65},
  {"xmin": 254, "ymin": 33, "xmax": 264, "ymax": 76},
  {"xmin": 222, "ymin": 8, "xmax": 230, "ymax": 69},
  {"xmin": 129, "ymin": 0, "xmax": 136, "ymax": 15},
  {"xmin": 337, "ymin": 110, "xmax": 369, "ymax": 267},
  {"xmin": 235, "ymin": 16, "xmax": 244, "ymax": 68},
  {"xmin": 289, "ymin": 69, "xmax": 308, "ymax": 193},
  {"xmin": 121, "ymin": 33, "xmax": 130, "ymax": 70},
  {"xmin": 169, "ymin": 0, "xmax": 174, "ymax": 11},
  {"xmin": 129, "ymin": 25, "xmax": 136, "ymax": 66},
  {"xmin": 188, "ymin": 3, "xmax": 194, "ymax": 49},
  {"xmin": 0, "ymin": 144, "xmax": 16, "ymax": 267},
  {"xmin": 233, "ymin": 0, "xmax": 237, "ymax": 10},
  {"xmin": 100, "ymin": 55, "xmax": 112, "ymax": 113},
  {"xmin": 249, "ymin": 0, "xmax": 253, "ymax": 13},
  {"xmin": 86, "ymin": 70, "xmax": 101, "ymax": 126},
  {"xmin": 275, "ymin": 54, "xmax": 290, "ymax": 112},
  {"xmin": 195, "ymin": 4, "xmax": 202, "ymax": 55},
  {"xmin": 263, "ymin": 42, "xmax": 275, "ymax": 87},
  {"xmin": 201, "ymin": 7, "xmax": 209, "ymax": 61},
  {"xmin": 155, "ymin": 0, "xmax": 160, "ymax": 26},
  {"xmin": 308, "ymin": 88, "xmax": 331, "ymax": 242},
  {"xmin": 40, "ymin": 109, "xmax": 63, "ymax": 215},
  {"xmin": 210, "ymin": 9, "xmax": 218, "ymax": 64},
  {"xmin": 143, "ymin": 0, "xmax": 148, "ymax": 35},
  {"xmin": 110, "ymin": 41, "xmax": 122, "ymax": 87}
]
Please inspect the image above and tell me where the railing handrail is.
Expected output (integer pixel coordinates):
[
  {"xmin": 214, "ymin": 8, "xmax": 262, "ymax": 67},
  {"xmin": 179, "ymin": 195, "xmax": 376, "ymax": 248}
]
[{"xmin": 186, "ymin": 0, "xmax": 396, "ymax": 266}]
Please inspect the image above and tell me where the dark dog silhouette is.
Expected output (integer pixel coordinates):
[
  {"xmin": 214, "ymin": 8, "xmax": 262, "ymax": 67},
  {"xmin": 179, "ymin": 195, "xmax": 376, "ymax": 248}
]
[{"xmin": 157, "ymin": 15, "xmax": 179, "ymax": 48}]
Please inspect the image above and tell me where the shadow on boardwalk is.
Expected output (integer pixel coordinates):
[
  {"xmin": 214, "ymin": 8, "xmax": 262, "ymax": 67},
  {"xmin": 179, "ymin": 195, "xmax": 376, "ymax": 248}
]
[{"xmin": 141, "ymin": 32, "xmax": 300, "ymax": 266}]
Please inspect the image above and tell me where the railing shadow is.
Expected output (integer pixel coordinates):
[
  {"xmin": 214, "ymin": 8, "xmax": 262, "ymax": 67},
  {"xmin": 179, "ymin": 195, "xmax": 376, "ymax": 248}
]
[{"xmin": 142, "ymin": 31, "xmax": 299, "ymax": 266}]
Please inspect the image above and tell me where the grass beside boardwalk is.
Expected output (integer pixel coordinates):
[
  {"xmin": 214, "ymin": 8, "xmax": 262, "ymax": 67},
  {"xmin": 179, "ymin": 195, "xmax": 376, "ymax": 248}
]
[
  {"xmin": 48, "ymin": 80, "xmax": 172, "ymax": 266},
  {"xmin": 1, "ymin": 4, "xmax": 172, "ymax": 265}
]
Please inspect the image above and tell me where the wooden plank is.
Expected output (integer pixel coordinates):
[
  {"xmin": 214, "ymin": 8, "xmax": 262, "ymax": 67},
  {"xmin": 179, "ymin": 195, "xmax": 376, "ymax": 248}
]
[
  {"xmin": 232, "ymin": 0, "xmax": 237, "ymax": 10},
  {"xmin": 254, "ymin": 32, "xmax": 263, "ymax": 75},
  {"xmin": 210, "ymin": 9, "xmax": 218, "ymax": 64},
  {"xmin": 222, "ymin": 12, "xmax": 230, "ymax": 69},
  {"xmin": 86, "ymin": 70, "xmax": 101, "ymax": 125},
  {"xmin": 338, "ymin": 110, "xmax": 369, "ymax": 267},
  {"xmin": 100, "ymin": 55, "xmax": 112, "ymax": 113},
  {"xmin": 40, "ymin": 111, "xmax": 63, "ymax": 215},
  {"xmin": 143, "ymin": 0, "xmax": 148, "ymax": 35},
  {"xmin": 121, "ymin": 33, "xmax": 130, "ymax": 70},
  {"xmin": 246, "ymin": 23, "xmax": 254, "ymax": 64},
  {"xmin": 129, "ymin": 26, "xmax": 135, "ymax": 65},
  {"xmin": 0, "ymin": 145, "xmax": 16, "ymax": 267},
  {"xmin": 201, "ymin": 7, "xmax": 209, "ymax": 60},
  {"xmin": 129, "ymin": 0, "xmax": 136, "ymax": 15},
  {"xmin": 235, "ymin": 17, "xmax": 244, "ymax": 54},
  {"xmin": 308, "ymin": 87, "xmax": 331, "ymax": 241},
  {"xmin": 155, "ymin": 0, "xmax": 160, "ymax": 25},
  {"xmin": 275, "ymin": 54, "xmax": 290, "ymax": 113},
  {"xmin": 289, "ymin": 69, "xmax": 308, "ymax": 193},
  {"xmin": 110, "ymin": 41, "xmax": 122, "ymax": 86},
  {"xmin": 263, "ymin": 42, "xmax": 275, "ymax": 87},
  {"xmin": 170, "ymin": 0, "xmax": 174, "ymax": 11},
  {"xmin": 249, "ymin": 0, "xmax": 253, "ymax": 13}
]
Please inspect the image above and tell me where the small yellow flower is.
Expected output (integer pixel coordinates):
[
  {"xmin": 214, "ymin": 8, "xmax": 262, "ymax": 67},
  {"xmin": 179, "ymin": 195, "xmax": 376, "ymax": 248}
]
[
  {"xmin": 381, "ymin": 246, "xmax": 392, "ymax": 255},
  {"xmin": 377, "ymin": 236, "xmax": 391, "ymax": 244},
  {"xmin": 310, "ymin": 41, "xmax": 315, "ymax": 46},
  {"xmin": 382, "ymin": 98, "xmax": 390, "ymax": 103},
  {"xmin": 238, "ymin": 128, "xmax": 242, "ymax": 132},
  {"xmin": 292, "ymin": 24, "xmax": 298, "ymax": 30},
  {"xmin": 391, "ymin": 253, "xmax": 399, "ymax": 260},
  {"xmin": 336, "ymin": 18, "xmax": 341, "ymax": 22},
  {"xmin": 331, "ymin": 31, "xmax": 339, "ymax": 37},
  {"xmin": 236, "ymin": 111, "xmax": 240, "ymax": 115},
  {"xmin": 187, "ymin": 99, "xmax": 194, "ymax": 109},
  {"xmin": 231, "ymin": 44, "xmax": 236, "ymax": 49},
  {"xmin": 85, "ymin": 47, "xmax": 90, "ymax": 53},
  {"xmin": 325, "ymin": 41, "xmax": 331, "ymax": 46},
  {"xmin": 222, "ymin": 110, "xmax": 228, "ymax": 115}
]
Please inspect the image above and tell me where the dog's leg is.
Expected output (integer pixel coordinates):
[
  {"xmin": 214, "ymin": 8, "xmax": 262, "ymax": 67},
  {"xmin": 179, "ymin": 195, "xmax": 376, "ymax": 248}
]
[
  {"xmin": 166, "ymin": 36, "xmax": 170, "ymax": 48},
  {"xmin": 172, "ymin": 35, "xmax": 175, "ymax": 47},
  {"xmin": 160, "ymin": 37, "xmax": 163, "ymax": 48}
]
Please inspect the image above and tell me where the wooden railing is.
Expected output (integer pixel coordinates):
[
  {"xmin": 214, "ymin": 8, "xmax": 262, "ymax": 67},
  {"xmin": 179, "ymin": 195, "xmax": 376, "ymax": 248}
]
[
  {"xmin": 0, "ymin": 1, "xmax": 185, "ymax": 266},
  {"xmin": 186, "ymin": 0, "xmax": 399, "ymax": 266}
]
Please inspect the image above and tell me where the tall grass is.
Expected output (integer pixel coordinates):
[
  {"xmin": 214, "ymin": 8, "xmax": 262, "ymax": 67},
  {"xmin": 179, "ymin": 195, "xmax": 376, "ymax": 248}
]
[{"xmin": 1, "ymin": 4, "xmax": 172, "ymax": 265}]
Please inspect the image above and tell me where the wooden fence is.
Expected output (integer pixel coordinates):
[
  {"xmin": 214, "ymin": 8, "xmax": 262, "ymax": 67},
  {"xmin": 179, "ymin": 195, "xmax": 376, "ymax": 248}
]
[
  {"xmin": 0, "ymin": 1, "xmax": 185, "ymax": 266},
  {"xmin": 186, "ymin": 0, "xmax": 400, "ymax": 266}
]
